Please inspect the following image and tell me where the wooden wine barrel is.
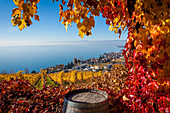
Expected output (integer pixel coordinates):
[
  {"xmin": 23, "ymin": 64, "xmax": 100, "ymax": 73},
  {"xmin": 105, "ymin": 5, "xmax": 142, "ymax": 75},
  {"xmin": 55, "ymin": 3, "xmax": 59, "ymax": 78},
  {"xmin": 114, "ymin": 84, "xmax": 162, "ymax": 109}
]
[{"xmin": 62, "ymin": 89, "xmax": 110, "ymax": 113}]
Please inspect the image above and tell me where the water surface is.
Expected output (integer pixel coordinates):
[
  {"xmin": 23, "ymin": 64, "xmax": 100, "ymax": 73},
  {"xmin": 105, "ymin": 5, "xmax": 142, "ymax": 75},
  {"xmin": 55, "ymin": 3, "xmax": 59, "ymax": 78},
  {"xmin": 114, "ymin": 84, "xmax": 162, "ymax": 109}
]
[{"xmin": 0, "ymin": 40, "xmax": 125, "ymax": 73}]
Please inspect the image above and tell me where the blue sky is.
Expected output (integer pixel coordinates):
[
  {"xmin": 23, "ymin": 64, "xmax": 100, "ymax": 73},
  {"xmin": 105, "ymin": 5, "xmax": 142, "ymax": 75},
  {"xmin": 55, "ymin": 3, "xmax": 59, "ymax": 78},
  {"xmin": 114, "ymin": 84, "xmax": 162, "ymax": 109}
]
[{"xmin": 0, "ymin": 0, "xmax": 128, "ymax": 45}]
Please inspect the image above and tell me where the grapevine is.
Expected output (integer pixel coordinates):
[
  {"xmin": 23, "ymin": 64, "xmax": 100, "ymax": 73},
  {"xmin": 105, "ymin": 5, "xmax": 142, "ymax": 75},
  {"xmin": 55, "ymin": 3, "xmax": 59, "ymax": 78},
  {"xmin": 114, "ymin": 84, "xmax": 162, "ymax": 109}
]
[
  {"xmin": 9, "ymin": 0, "xmax": 170, "ymax": 112},
  {"xmin": 0, "ymin": 65, "xmax": 130, "ymax": 112}
]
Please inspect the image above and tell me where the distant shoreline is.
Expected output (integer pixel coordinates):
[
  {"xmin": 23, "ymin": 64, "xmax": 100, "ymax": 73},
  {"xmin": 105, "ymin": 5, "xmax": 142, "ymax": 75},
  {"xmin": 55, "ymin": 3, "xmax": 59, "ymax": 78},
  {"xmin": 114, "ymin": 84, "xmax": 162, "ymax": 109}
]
[
  {"xmin": 0, "ymin": 40, "xmax": 126, "ymax": 47},
  {"xmin": 0, "ymin": 41, "xmax": 126, "ymax": 74}
]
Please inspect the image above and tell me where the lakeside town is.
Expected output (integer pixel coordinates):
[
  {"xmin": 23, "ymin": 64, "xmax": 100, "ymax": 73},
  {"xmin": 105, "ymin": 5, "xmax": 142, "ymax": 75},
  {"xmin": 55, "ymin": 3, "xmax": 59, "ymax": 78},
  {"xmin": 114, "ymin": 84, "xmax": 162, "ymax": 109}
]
[
  {"xmin": 0, "ymin": 51, "xmax": 125, "ymax": 74},
  {"xmin": 45, "ymin": 51, "xmax": 125, "ymax": 74}
]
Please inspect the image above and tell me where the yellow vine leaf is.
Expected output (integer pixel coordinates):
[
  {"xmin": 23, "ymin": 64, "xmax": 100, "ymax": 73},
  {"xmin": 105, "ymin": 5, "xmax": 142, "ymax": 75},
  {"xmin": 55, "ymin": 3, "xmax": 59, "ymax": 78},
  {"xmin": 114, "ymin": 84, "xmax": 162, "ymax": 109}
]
[
  {"xmin": 11, "ymin": 8, "xmax": 22, "ymax": 27},
  {"xmin": 79, "ymin": 30, "xmax": 84, "ymax": 38},
  {"xmin": 160, "ymin": 19, "xmax": 166, "ymax": 25},
  {"xmin": 109, "ymin": 23, "xmax": 114, "ymax": 31},
  {"xmin": 13, "ymin": 0, "xmax": 24, "ymax": 10},
  {"xmin": 13, "ymin": 0, "xmax": 23, "ymax": 7},
  {"xmin": 62, "ymin": 21, "xmax": 69, "ymax": 32},
  {"xmin": 166, "ymin": 19, "xmax": 170, "ymax": 25},
  {"xmin": 13, "ymin": 0, "xmax": 19, "ymax": 6},
  {"xmin": 134, "ymin": 40, "xmax": 138, "ymax": 47},
  {"xmin": 30, "ymin": 5, "xmax": 38, "ymax": 17},
  {"xmin": 12, "ymin": 8, "xmax": 21, "ymax": 18},
  {"xmin": 11, "ymin": 16, "xmax": 21, "ymax": 27},
  {"xmin": 11, "ymin": 19, "xmax": 17, "ymax": 26},
  {"xmin": 18, "ymin": 20, "xmax": 27, "ymax": 31},
  {"xmin": 114, "ymin": 29, "xmax": 118, "ymax": 34}
]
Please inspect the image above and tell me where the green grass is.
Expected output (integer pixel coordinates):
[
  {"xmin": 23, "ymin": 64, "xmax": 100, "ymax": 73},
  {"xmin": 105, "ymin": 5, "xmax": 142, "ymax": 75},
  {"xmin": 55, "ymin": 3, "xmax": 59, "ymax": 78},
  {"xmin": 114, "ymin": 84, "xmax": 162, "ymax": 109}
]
[
  {"xmin": 46, "ymin": 77, "xmax": 56, "ymax": 86},
  {"xmin": 35, "ymin": 78, "xmax": 42, "ymax": 89},
  {"xmin": 35, "ymin": 76, "xmax": 57, "ymax": 89}
]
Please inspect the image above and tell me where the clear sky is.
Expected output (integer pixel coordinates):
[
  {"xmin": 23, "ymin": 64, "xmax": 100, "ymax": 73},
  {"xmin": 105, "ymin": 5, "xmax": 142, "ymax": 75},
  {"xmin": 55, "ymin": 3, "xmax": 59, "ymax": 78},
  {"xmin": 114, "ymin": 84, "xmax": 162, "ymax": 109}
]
[{"xmin": 0, "ymin": 0, "xmax": 128, "ymax": 45}]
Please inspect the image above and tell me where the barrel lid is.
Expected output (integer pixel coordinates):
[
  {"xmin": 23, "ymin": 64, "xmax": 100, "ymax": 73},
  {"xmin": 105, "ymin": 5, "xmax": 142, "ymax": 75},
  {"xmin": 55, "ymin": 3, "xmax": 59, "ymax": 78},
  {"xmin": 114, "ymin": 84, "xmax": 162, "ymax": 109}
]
[{"xmin": 64, "ymin": 89, "xmax": 109, "ymax": 108}]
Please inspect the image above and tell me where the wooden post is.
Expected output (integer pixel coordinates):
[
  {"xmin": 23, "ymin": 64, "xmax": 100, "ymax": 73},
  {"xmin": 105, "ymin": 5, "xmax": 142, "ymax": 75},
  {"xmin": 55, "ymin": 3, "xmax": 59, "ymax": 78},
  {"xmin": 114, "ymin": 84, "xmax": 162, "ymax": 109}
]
[
  {"xmin": 34, "ymin": 77, "xmax": 41, "ymax": 87},
  {"xmin": 47, "ymin": 75, "xmax": 60, "ymax": 86},
  {"xmin": 43, "ymin": 73, "xmax": 45, "ymax": 86},
  {"xmin": 40, "ymin": 69, "xmax": 47, "ymax": 87}
]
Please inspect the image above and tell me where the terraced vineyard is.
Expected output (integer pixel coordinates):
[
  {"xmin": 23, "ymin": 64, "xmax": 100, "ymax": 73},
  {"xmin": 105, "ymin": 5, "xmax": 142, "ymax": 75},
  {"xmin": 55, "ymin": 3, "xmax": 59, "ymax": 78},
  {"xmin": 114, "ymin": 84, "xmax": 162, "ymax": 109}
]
[{"xmin": 0, "ymin": 65, "xmax": 131, "ymax": 112}]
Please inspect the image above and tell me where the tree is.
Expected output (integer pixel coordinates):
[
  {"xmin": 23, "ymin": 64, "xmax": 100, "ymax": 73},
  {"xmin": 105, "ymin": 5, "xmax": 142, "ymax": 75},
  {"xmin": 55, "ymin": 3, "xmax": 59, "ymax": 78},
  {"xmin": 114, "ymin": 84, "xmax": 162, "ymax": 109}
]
[
  {"xmin": 70, "ymin": 61, "xmax": 74, "ymax": 68},
  {"xmin": 31, "ymin": 70, "xmax": 36, "ymax": 73},
  {"xmin": 11, "ymin": 0, "xmax": 170, "ymax": 112},
  {"xmin": 99, "ymin": 55, "xmax": 102, "ymax": 61}
]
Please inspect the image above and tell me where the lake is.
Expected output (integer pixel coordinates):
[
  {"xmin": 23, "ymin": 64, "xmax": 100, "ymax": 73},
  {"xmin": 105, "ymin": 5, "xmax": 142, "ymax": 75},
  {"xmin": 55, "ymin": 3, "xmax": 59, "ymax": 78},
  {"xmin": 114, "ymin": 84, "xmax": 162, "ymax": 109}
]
[{"xmin": 0, "ymin": 40, "xmax": 126, "ymax": 73}]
